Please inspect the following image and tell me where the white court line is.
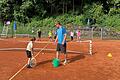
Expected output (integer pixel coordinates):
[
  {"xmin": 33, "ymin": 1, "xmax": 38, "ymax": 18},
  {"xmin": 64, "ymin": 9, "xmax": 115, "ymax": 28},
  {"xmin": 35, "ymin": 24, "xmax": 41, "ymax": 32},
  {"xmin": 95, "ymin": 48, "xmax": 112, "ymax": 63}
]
[
  {"xmin": 8, "ymin": 43, "xmax": 50, "ymax": 80},
  {"xmin": 0, "ymin": 48, "xmax": 82, "ymax": 54},
  {"xmin": 0, "ymin": 38, "xmax": 4, "ymax": 40},
  {"xmin": 18, "ymin": 41, "xmax": 91, "ymax": 45},
  {"xmin": 0, "ymin": 48, "xmax": 26, "ymax": 51},
  {"xmin": 0, "ymin": 48, "xmax": 48, "ymax": 51},
  {"xmin": 0, "ymin": 38, "xmax": 53, "ymax": 44},
  {"xmin": 0, "ymin": 38, "xmax": 91, "ymax": 44}
]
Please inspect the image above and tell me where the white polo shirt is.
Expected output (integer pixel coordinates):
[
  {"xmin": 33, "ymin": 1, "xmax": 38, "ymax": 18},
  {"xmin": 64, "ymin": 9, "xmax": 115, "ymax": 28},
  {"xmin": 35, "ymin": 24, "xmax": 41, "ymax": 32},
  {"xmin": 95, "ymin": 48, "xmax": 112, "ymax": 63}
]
[{"xmin": 26, "ymin": 41, "xmax": 33, "ymax": 51}]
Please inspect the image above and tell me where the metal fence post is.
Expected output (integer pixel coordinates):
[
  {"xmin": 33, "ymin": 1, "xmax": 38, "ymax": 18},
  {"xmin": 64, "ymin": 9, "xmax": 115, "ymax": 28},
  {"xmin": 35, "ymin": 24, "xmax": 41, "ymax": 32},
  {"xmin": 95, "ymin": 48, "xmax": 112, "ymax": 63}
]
[
  {"xmin": 91, "ymin": 27, "xmax": 94, "ymax": 40},
  {"xmin": 101, "ymin": 28, "xmax": 103, "ymax": 40}
]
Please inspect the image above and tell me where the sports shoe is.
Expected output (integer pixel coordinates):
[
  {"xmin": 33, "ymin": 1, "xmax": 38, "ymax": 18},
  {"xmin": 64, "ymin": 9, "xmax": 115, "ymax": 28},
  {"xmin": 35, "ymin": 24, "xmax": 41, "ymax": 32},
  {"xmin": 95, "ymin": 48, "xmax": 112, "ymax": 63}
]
[
  {"xmin": 27, "ymin": 64, "xmax": 32, "ymax": 68},
  {"xmin": 63, "ymin": 60, "xmax": 67, "ymax": 65}
]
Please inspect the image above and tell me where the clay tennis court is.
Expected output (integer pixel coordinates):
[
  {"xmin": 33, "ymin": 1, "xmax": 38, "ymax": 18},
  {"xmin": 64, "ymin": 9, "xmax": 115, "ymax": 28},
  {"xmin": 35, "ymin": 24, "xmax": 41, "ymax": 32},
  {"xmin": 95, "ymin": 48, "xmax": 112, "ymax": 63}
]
[{"xmin": 0, "ymin": 38, "xmax": 120, "ymax": 80}]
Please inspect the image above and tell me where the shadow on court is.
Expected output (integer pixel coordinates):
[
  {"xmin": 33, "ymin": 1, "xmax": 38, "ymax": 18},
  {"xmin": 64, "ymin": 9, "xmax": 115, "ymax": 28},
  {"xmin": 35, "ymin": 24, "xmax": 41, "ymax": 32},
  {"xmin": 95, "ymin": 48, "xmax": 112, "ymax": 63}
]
[
  {"xmin": 35, "ymin": 54, "xmax": 85, "ymax": 67},
  {"xmin": 36, "ymin": 60, "xmax": 52, "ymax": 67},
  {"xmin": 68, "ymin": 53, "xmax": 85, "ymax": 63}
]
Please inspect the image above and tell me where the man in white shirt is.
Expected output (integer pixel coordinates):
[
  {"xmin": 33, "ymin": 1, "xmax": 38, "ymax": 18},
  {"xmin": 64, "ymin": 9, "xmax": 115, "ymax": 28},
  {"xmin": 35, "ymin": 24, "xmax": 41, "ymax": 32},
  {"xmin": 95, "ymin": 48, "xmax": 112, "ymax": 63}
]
[{"xmin": 26, "ymin": 37, "xmax": 36, "ymax": 68}]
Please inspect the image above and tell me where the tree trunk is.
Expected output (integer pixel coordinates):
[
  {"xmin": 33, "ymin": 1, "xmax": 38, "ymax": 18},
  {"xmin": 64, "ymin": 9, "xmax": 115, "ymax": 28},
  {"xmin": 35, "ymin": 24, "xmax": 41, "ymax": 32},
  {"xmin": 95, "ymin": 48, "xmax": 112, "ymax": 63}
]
[
  {"xmin": 51, "ymin": 5, "xmax": 52, "ymax": 14},
  {"xmin": 66, "ymin": 2, "xmax": 67, "ymax": 13},
  {"xmin": 73, "ymin": 0, "xmax": 74, "ymax": 14},
  {"xmin": 63, "ymin": 1, "xmax": 64, "ymax": 14},
  {"xmin": 80, "ymin": 0, "xmax": 84, "ymax": 13}
]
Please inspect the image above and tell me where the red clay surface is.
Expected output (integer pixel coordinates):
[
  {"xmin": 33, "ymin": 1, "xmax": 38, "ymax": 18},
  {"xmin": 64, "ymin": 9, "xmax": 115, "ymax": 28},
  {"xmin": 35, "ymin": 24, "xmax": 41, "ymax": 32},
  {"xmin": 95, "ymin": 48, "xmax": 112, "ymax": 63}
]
[{"xmin": 0, "ymin": 38, "xmax": 120, "ymax": 80}]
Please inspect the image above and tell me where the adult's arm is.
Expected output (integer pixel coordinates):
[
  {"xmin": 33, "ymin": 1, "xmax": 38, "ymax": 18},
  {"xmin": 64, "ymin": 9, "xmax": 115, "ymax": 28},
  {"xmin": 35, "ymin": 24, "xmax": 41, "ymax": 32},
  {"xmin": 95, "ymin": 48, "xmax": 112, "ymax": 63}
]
[{"xmin": 62, "ymin": 33, "xmax": 67, "ymax": 45}]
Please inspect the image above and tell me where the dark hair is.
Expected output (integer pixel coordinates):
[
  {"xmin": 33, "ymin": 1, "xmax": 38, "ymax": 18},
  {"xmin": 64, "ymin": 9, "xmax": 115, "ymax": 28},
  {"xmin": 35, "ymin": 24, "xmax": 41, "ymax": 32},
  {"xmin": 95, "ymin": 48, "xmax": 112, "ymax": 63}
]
[
  {"xmin": 55, "ymin": 22, "xmax": 61, "ymax": 25},
  {"xmin": 31, "ymin": 37, "xmax": 36, "ymax": 41}
]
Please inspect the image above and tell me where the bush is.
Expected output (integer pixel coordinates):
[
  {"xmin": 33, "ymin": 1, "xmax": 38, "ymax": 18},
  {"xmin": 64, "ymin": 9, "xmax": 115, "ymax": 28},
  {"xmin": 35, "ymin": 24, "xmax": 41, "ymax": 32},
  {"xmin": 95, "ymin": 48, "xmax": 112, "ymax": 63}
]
[{"xmin": 9, "ymin": 13, "xmax": 120, "ymax": 35}]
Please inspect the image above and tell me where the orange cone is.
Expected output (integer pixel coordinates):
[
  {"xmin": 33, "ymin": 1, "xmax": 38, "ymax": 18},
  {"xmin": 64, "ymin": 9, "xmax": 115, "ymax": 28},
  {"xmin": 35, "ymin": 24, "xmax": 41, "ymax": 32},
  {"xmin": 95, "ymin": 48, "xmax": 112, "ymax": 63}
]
[{"xmin": 107, "ymin": 53, "xmax": 112, "ymax": 58}]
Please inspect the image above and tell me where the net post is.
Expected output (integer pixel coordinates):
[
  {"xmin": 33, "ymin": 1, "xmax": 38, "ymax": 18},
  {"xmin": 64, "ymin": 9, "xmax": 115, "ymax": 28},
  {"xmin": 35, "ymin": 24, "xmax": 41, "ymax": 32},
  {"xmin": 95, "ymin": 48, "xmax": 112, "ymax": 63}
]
[
  {"xmin": 101, "ymin": 28, "xmax": 103, "ymax": 40},
  {"xmin": 89, "ymin": 40, "xmax": 92, "ymax": 55}
]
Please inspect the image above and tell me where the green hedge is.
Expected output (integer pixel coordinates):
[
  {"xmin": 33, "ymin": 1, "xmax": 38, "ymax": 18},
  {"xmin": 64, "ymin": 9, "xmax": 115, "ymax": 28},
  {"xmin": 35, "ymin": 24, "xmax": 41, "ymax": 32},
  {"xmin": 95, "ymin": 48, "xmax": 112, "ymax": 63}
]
[{"xmin": 0, "ymin": 14, "xmax": 119, "ymax": 36}]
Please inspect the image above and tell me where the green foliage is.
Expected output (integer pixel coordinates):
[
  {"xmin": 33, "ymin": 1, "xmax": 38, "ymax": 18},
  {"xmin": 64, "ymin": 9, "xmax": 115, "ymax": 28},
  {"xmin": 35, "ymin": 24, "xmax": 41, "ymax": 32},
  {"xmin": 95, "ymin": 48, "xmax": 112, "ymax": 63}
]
[
  {"xmin": 83, "ymin": 3, "xmax": 104, "ymax": 20},
  {"xmin": 0, "ymin": 21, "xmax": 3, "ymax": 33},
  {"xmin": 102, "ymin": 14, "xmax": 120, "ymax": 31},
  {"xmin": 0, "ymin": 0, "xmax": 120, "ymax": 35},
  {"xmin": 109, "ymin": 8, "xmax": 120, "ymax": 16}
]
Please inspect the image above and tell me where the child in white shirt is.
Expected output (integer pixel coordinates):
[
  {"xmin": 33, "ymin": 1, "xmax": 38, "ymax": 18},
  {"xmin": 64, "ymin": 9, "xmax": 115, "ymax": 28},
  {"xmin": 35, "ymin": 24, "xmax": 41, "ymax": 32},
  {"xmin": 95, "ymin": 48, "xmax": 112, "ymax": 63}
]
[{"xmin": 26, "ymin": 37, "xmax": 36, "ymax": 68}]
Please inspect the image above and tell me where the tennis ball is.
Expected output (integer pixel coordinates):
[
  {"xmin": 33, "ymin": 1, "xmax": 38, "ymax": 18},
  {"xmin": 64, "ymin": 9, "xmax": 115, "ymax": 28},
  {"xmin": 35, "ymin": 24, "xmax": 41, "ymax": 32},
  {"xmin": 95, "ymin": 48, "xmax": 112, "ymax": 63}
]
[
  {"xmin": 42, "ymin": 53, "xmax": 45, "ymax": 54},
  {"xmin": 107, "ymin": 53, "xmax": 112, "ymax": 58}
]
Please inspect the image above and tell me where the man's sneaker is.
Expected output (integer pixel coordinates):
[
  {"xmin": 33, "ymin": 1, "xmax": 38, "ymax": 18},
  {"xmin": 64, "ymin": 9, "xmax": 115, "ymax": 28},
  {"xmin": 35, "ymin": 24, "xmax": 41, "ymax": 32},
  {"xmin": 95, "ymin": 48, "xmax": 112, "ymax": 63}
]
[{"xmin": 63, "ymin": 60, "xmax": 67, "ymax": 65}]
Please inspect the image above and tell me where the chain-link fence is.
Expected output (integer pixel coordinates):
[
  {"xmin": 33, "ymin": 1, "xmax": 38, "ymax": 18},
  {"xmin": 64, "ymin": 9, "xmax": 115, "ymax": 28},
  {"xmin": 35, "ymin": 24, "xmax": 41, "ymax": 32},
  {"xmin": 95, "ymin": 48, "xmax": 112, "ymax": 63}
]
[
  {"xmin": 101, "ymin": 28, "xmax": 120, "ymax": 40},
  {"xmin": 0, "ymin": 23, "xmax": 120, "ymax": 40},
  {"xmin": 67, "ymin": 27, "xmax": 120, "ymax": 40}
]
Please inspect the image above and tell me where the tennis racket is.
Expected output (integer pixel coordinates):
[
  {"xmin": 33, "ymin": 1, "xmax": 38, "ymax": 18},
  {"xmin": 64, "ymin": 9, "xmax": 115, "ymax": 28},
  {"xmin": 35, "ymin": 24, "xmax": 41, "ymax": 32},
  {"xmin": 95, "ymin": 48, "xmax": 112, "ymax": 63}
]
[{"xmin": 29, "ymin": 56, "xmax": 37, "ymax": 67}]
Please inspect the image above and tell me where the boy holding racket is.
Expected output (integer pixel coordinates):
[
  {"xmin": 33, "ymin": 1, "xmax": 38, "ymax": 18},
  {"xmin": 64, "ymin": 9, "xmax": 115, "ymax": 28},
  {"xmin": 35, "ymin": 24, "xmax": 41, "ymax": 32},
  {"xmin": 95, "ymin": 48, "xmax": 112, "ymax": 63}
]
[{"xmin": 26, "ymin": 37, "xmax": 36, "ymax": 68}]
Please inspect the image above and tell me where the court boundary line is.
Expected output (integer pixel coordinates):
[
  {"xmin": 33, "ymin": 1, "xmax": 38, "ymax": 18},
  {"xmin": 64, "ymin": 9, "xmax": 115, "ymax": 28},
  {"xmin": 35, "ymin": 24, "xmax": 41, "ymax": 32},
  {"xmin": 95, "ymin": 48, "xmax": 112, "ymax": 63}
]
[
  {"xmin": 8, "ymin": 43, "xmax": 50, "ymax": 80},
  {"xmin": 0, "ymin": 48, "xmax": 84, "ymax": 54}
]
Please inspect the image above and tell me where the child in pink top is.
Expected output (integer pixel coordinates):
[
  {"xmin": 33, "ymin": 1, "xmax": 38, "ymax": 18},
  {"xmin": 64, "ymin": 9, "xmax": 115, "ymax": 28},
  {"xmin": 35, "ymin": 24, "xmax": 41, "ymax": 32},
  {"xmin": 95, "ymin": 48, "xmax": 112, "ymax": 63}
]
[{"xmin": 77, "ymin": 30, "xmax": 81, "ymax": 42}]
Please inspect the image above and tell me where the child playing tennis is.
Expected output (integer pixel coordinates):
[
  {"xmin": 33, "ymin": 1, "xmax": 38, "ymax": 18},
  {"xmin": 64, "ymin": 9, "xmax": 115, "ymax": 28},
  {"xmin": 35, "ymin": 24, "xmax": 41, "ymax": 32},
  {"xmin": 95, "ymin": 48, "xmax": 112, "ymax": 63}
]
[{"xmin": 26, "ymin": 37, "xmax": 36, "ymax": 68}]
